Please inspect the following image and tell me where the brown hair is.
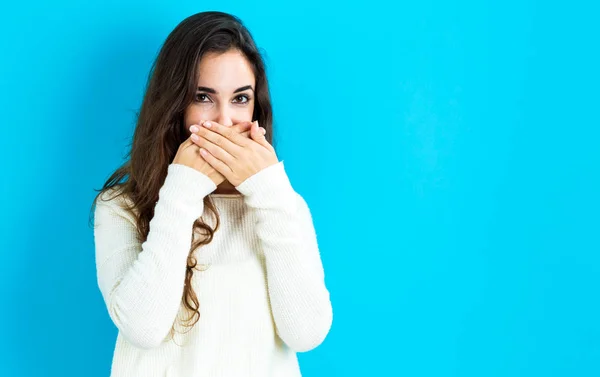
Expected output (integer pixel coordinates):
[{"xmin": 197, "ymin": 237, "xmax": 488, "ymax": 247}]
[{"xmin": 90, "ymin": 11, "xmax": 274, "ymax": 342}]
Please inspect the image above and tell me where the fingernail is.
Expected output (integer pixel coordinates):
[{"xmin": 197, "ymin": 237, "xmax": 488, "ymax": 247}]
[
  {"xmin": 191, "ymin": 134, "xmax": 199, "ymax": 141},
  {"xmin": 261, "ymin": 128, "xmax": 266, "ymax": 135},
  {"xmin": 203, "ymin": 121, "xmax": 212, "ymax": 128},
  {"xmin": 189, "ymin": 125, "xmax": 199, "ymax": 133}
]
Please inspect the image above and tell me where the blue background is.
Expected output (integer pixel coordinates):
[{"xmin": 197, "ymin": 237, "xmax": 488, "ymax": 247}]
[{"xmin": 1, "ymin": 0, "xmax": 599, "ymax": 376}]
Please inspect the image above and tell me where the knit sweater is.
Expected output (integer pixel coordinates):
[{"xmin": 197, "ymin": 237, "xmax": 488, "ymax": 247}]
[{"xmin": 93, "ymin": 161, "xmax": 333, "ymax": 377}]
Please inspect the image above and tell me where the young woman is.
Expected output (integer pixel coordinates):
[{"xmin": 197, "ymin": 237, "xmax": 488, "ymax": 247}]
[{"xmin": 92, "ymin": 11, "xmax": 332, "ymax": 377}]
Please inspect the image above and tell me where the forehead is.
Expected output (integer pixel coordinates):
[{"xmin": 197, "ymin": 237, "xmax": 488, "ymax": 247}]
[{"xmin": 197, "ymin": 50, "xmax": 255, "ymax": 91}]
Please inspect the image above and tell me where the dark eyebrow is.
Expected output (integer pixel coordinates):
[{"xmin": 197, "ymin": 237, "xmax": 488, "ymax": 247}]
[
  {"xmin": 234, "ymin": 85, "xmax": 254, "ymax": 93},
  {"xmin": 197, "ymin": 85, "xmax": 254, "ymax": 94}
]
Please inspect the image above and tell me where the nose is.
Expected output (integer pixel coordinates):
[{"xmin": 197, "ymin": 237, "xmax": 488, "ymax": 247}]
[{"xmin": 215, "ymin": 106, "xmax": 234, "ymax": 127}]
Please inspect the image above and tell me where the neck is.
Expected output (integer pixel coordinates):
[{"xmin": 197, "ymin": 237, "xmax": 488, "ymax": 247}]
[{"xmin": 214, "ymin": 180, "xmax": 240, "ymax": 195}]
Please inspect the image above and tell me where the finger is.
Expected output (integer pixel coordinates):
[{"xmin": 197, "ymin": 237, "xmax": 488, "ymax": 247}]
[
  {"xmin": 196, "ymin": 138, "xmax": 236, "ymax": 166},
  {"xmin": 190, "ymin": 130, "xmax": 237, "ymax": 166},
  {"xmin": 191, "ymin": 122, "xmax": 244, "ymax": 158},
  {"xmin": 201, "ymin": 120, "xmax": 251, "ymax": 149},
  {"xmin": 232, "ymin": 121, "xmax": 253, "ymax": 134},
  {"xmin": 250, "ymin": 121, "xmax": 264, "ymax": 141},
  {"xmin": 181, "ymin": 137, "xmax": 193, "ymax": 148},
  {"xmin": 250, "ymin": 121, "xmax": 275, "ymax": 152},
  {"xmin": 181, "ymin": 135, "xmax": 198, "ymax": 151},
  {"xmin": 198, "ymin": 148, "xmax": 233, "ymax": 178},
  {"xmin": 190, "ymin": 120, "xmax": 250, "ymax": 134}
]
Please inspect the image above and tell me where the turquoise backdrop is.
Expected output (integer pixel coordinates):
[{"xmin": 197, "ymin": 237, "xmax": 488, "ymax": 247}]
[{"xmin": 1, "ymin": 0, "xmax": 599, "ymax": 376}]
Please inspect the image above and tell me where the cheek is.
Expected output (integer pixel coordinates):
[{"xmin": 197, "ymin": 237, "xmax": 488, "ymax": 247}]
[
  {"xmin": 184, "ymin": 105, "xmax": 213, "ymax": 128},
  {"xmin": 183, "ymin": 103, "xmax": 255, "ymax": 127},
  {"xmin": 238, "ymin": 105, "xmax": 254, "ymax": 121}
]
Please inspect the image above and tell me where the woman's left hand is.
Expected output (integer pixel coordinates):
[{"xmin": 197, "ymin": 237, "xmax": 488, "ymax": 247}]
[{"xmin": 189, "ymin": 120, "xmax": 279, "ymax": 186}]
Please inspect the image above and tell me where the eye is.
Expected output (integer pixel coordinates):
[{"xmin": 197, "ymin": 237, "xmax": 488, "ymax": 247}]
[
  {"xmin": 232, "ymin": 94, "xmax": 250, "ymax": 104},
  {"xmin": 195, "ymin": 93, "xmax": 211, "ymax": 103}
]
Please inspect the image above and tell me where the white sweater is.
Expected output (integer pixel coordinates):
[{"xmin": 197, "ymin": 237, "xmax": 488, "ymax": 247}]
[{"xmin": 93, "ymin": 161, "xmax": 333, "ymax": 377}]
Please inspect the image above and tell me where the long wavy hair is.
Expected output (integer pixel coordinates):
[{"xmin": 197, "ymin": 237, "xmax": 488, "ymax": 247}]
[{"xmin": 89, "ymin": 11, "xmax": 274, "ymax": 341}]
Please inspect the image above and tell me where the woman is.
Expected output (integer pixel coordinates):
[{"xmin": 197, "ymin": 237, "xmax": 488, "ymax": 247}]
[{"xmin": 92, "ymin": 11, "xmax": 333, "ymax": 377}]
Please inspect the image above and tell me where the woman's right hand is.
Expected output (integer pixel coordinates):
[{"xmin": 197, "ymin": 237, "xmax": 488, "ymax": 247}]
[{"xmin": 173, "ymin": 121, "xmax": 253, "ymax": 186}]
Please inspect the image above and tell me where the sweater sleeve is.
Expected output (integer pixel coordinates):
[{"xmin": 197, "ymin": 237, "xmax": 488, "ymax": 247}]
[
  {"xmin": 93, "ymin": 163, "xmax": 216, "ymax": 350},
  {"xmin": 235, "ymin": 161, "xmax": 333, "ymax": 352}
]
